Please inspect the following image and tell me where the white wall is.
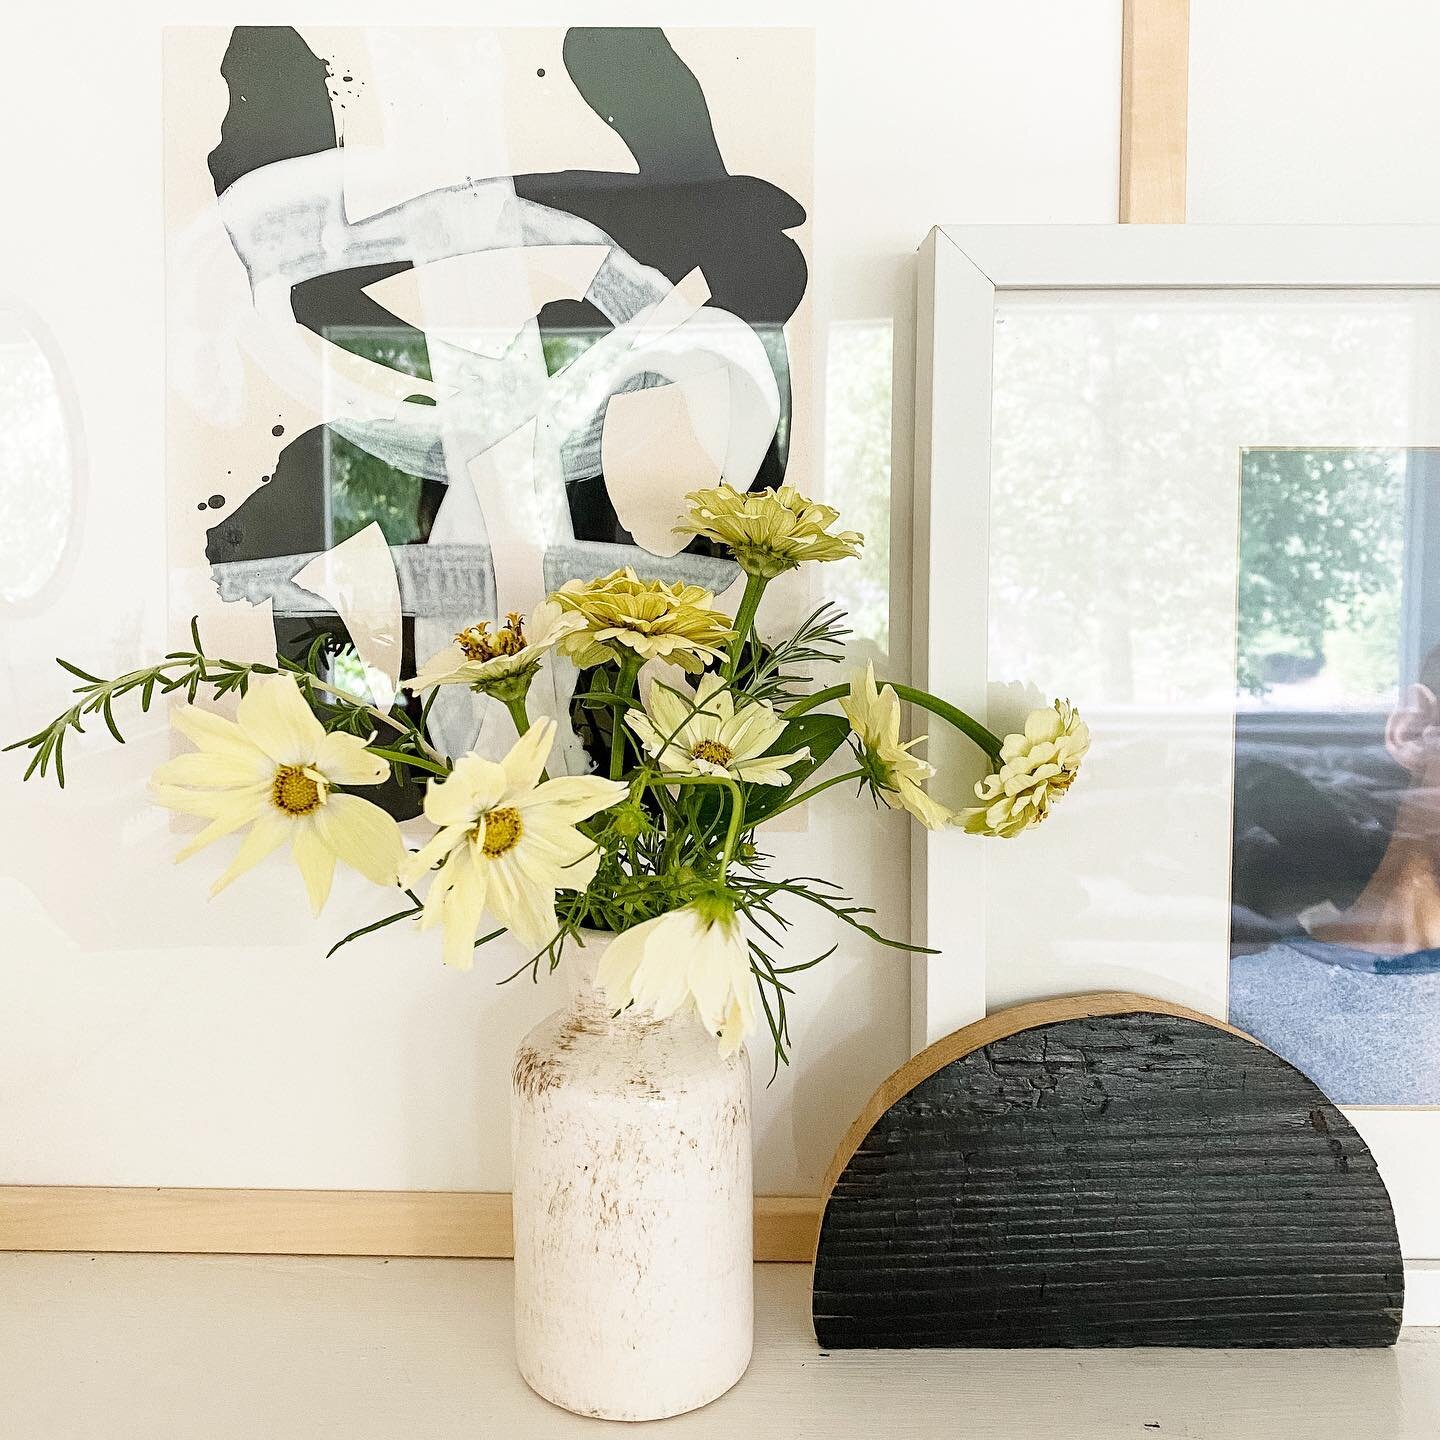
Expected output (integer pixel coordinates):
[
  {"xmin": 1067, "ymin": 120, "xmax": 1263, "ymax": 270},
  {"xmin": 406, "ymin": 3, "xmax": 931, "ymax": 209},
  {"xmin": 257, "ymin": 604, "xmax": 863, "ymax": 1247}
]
[
  {"xmin": 0, "ymin": 1, "xmax": 1122, "ymax": 1195},
  {"xmin": 1189, "ymin": 0, "xmax": 1440, "ymax": 223}
]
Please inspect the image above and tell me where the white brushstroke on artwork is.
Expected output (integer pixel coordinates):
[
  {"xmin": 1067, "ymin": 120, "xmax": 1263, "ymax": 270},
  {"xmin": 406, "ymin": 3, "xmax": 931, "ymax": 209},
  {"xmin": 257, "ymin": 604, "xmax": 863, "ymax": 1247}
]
[
  {"xmin": 291, "ymin": 522, "xmax": 403, "ymax": 708},
  {"xmin": 362, "ymin": 246, "xmax": 608, "ymax": 361},
  {"xmin": 601, "ymin": 381, "xmax": 725, "ymax": 556}
]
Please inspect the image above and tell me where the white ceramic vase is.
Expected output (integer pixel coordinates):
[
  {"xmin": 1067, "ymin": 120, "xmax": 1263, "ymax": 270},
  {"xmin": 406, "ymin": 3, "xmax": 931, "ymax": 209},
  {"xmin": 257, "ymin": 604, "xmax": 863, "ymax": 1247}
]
[{"xmin": 509, "ymin": 929, "xmax": 754, "ymax": 1422}]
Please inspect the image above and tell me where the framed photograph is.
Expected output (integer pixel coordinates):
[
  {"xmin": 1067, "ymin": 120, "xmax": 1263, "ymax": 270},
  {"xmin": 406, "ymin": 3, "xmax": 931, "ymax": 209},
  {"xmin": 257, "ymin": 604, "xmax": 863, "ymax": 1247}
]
[{"xmin": 913, "ymin": 224, "xmax": 1440, "ymax": 1315}]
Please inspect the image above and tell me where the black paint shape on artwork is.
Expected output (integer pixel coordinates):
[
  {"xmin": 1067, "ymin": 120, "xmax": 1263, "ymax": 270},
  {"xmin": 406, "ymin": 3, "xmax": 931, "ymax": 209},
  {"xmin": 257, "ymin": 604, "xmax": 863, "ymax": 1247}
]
[
  {"xmin": 206, "ymin": 425, "xmax": 445, "ymax": 565},
  {"xmin": 519, "ymin": 26, "xmax": 809, "ymax": 508},
  {"xmin": 524, "ymin": 27, "xmax": 809, "ymax": 323},
  {"xmin": 812, "ymin": 994, "xmax": 1404, "ymax": 1350},
  {"xmin": 207, "ymin": 26, "xmax": 337, "ymax": 196}
]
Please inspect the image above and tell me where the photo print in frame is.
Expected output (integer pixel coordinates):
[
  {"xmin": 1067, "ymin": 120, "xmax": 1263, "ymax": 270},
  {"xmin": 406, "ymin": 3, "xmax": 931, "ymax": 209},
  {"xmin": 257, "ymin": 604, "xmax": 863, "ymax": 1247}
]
[{"xmin": 1231, "ymin": 446, "xmax": 1440, "ymax": 1106}]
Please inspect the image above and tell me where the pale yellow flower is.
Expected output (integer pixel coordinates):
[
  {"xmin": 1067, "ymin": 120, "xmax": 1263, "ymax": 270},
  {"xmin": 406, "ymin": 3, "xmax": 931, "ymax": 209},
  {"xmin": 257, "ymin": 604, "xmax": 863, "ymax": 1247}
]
[
  {"xmin": 596, "ymin": 899, "xmax": 755, "ymax": 1056},
  {"xmin": 840, "ymin": 662, "xmax": 952, "ymax": 831},
  {"xmin": 405, "ymin": 601, "xmax": 583, "ymax": 699},
  {"xmin": 959, "ymin": 700, "xmax": 1089, "ymax": 838},
  {"xmin": 550, "ymin": 567, "xmax": 734, "ymax": 674},
  {"xmin": 150, "ymin": 674, "xmax": 405, "ymax": 913},
  {"xmin": 403, "ymin": 718, "xmax": 625, "ymax": 968},
  {"xmin": 627, "ymin": 673, "xmax": 809, "ymax": 786},
  {"xmin": 675, "ymin": 483, "xmax": 863, "ymax": 579}
]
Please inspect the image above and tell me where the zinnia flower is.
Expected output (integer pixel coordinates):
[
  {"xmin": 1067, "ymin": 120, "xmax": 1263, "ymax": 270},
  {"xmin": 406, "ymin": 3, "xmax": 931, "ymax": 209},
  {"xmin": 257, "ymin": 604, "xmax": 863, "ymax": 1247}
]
[
  {"xmin": 675, "ymin": 483, "xmax": 863, "ymax": 579},
  {"xmin": 840, "ymin": 662, "xmax": 952, "ymax": 831},
  {"xmin": 550, "ymin": 567, "xmax": 734, "ymax": 674},
  {"xmin": 596, "ymin": 898, "xmax": 755, "ymax": 1056},
  {"xmin": 626, "ymin": 673, "xmax": 809, "ymax": 785},
  {"xmin": 403, "ymin": 718, "xmax": 625, "ymax": 968},
  {"xmin": 150, "ymin": 674, "xmax": 405, "ymax": 912},
  {"xmin": 958, "ymin": 700, "xmax": 1089, "ymax": 838},
  {"xmin": 405, "ymin": 601, "xmax": 583, "ymax": 701}
]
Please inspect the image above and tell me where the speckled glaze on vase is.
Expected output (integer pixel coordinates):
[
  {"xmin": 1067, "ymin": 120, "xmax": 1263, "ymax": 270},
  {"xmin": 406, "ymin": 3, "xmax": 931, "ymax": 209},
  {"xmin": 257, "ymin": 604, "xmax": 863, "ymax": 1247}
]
[{"xmin": 509, "ymin": 930, "xmax": 753, "ymax": 1422}]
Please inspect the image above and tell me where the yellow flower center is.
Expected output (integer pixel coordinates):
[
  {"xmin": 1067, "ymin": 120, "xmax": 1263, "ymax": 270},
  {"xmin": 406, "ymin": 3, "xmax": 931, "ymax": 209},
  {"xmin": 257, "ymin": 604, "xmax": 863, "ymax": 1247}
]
[
  {"xmin": 456, "ymin": 614, "xmax": 527, "ymax": 661},
  {"xmin": 691, "ymin": 739, "xmax": 734, "ymax": 767},
  {"xmin": 272, "ymin": 764, "xmax": 323, "ymax": 816},
  {"xmin": 480, "ymin": 806, "xmax": 524, "ymax": 858}
]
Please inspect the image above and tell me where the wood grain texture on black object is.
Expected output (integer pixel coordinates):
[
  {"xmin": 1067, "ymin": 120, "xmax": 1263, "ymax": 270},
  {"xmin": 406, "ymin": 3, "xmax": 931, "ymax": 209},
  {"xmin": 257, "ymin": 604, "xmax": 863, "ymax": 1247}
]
[{"xmin": 812, "ymin": 993, "xmax": 1403, "ymax": 1349}]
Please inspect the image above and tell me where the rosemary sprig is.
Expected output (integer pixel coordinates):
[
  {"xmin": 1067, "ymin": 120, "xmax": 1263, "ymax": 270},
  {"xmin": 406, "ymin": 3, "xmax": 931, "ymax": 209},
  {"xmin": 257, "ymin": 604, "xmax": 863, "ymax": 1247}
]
[{"xmin": 5, "ymin": 617, "xmax": 446, "ymax": 787}]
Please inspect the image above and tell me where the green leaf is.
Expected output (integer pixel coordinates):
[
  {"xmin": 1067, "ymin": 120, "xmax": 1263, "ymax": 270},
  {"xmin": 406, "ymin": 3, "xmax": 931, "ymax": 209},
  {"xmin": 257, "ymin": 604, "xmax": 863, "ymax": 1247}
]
[
  {"xmin": 365, "ymin": 745, "xmax": 450, "ymax": 778},
  {"xmin": 743, "ymin": 713, "xmax": 852, "ymax": 825}
]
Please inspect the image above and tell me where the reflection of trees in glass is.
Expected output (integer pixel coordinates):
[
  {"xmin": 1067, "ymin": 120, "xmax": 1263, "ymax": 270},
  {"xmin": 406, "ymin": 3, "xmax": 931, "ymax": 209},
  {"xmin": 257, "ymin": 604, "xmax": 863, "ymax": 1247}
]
[
  {"xmin": 322, "ymin": 329, "xmax": 435, "ymax": 546},
  {"xmin": 327, "ymin": 430, "xmax": 431, "ymax": 547},
  {"xmin": 988, "ymin": 301, "xmax": 1414, "ymax": 705},
  {"xmin": 823, "ymin": 322, "xmax": 892, "ymax": 645},
  {"xmin": 1236, "ymin": 449, "xmax": 1403, "ymax": 698},
  {"xmin": 0, "ymin": 321, "xmax": 71, "ymax": 603}
]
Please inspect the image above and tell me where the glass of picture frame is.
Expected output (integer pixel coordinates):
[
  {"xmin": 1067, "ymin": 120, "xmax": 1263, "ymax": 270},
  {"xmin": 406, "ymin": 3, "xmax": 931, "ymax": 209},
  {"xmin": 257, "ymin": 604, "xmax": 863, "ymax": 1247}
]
[{"xmin": 914, "ymin": 224, "xmax": 1440, "ymax": 1318}]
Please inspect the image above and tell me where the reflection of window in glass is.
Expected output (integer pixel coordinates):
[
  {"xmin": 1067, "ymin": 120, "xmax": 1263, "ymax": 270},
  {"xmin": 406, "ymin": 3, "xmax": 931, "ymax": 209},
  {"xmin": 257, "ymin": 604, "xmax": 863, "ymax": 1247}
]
[
  {"xmin": 0, "ymin": 309, "xmax": 77, "ymax": 605},
  {"xmin": 321, "ymin": 327, "xmax": 434, "ymax": 549},
  {"xmin": 317, "ymin": 322, "xmax": 801, "ymax": 552},
  {"xmin": 822, "ymin": 321, "xmax": 893, "ymax": 647},
  {"xmin": 1237, "ymin": 448, "xmax": 1420, "ymax": 711}
]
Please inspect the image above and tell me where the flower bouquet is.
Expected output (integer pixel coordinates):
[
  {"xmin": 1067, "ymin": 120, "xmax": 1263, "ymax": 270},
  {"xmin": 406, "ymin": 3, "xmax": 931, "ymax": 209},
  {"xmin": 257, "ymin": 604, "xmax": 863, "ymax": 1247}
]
[{"xmin": 8, "ymin": 482, "xmax": 1087, "ymax": 1419}]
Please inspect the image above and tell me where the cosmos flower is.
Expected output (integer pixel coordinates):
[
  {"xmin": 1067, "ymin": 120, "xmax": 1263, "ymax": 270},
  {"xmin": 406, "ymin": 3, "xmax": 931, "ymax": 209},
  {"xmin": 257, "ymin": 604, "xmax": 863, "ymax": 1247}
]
[
  {"xmin": 150, "ymin": 674, "xmax": 404, "ymax": 913},
  {"xmin": 402, "ymin": 718, "xmax": 625, "ymax": 967},
  {"xmin": 596, "ymin": 898, "xmax": 756, "ymax": 1056},
  {"xmin": 626, "ymin": 673, "xmax": 808, "ymax": 786},
  {"xmin": 840, "ymin": 662, "xmax": 952, "ymax": 831}
]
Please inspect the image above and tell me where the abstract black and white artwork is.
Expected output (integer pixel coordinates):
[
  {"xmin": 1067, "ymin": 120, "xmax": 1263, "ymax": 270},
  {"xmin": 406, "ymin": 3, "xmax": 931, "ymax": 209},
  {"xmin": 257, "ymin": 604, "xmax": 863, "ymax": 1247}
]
[{"xmin": 164, "ymin": 25, "xmax": 813, "ymax": 804}]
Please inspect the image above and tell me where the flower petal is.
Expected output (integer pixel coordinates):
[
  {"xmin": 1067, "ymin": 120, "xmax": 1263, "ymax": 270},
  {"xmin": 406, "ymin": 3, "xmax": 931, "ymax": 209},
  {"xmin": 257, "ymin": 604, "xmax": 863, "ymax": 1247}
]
[
  {"xmin": 237, "ymin": 676, "xmax": 325, "ymax": 766},
  {"xmin": 500, "ymin": 717, "xmax": 556, "ymax": 796},
  {"xmin": 171, "ymin": 705, "xmax": 269, "ymax": 767},
  {"xmin": 596, "ymin": 918, "xmax": 654, "ymax": 1009},
  {"xmin": 315, "ymin": 731, "xmax": 390, "ymax": 786},
  {"xmin": 292, "ymin": 822, "xmax": 337, "ymax": 914},
  {"xmin": 515, "ymin": 775, "xmax": 626, "ymax": 823},
  {"xmin": 171, "ymin": 793, "xmax": 267, "ymax": 861},
  {"xmin": 401, "ymin": 823, "xmax": 470, "ymax": 888},
  {"xmin": 439, "ymin": 849, "xmax": 490, "ymax": 971},
  {"xmin": 313, "ymin": 793, "xmax": 405, "ymax": 887},
  {"xmin": 209, "ymin": 813, "xmax": 290, "ymax": 896},
  {"xmin": 152, "ymin": 749, "xmax": 272, "ymax": 790},
  {"xmin": 484, "ymin": 851, "xmax": 558, "ymax": 955},
  {"xmin": 424, "ymin": 756, "xmax": 505, "ymax": 827}
]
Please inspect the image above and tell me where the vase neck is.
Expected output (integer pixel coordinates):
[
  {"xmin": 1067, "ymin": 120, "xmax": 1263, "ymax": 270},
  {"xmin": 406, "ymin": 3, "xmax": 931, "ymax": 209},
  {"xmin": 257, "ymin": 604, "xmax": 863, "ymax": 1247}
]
[
  {"xmin": 564, "ymin": 931, "xmax": 612, "ymax": 1010},
  {"xmin": 563, "ymin": 930, "xmax": 678, "ymax": 1034}
]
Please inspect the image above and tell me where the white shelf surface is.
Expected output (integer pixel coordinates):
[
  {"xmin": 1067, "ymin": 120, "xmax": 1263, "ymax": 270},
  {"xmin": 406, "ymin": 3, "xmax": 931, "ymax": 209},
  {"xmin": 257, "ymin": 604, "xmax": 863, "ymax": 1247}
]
[{"xmin": 3, "ymin": 1254, "xmax": 1438, "ymax": 1438}]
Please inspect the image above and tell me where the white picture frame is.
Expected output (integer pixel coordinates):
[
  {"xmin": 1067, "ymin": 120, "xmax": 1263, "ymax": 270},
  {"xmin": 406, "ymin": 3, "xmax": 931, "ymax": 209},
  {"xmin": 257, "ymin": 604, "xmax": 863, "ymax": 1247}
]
[{"xmin": 912, "ymin": 224, "xmax": 1440, "ymax": 1320}]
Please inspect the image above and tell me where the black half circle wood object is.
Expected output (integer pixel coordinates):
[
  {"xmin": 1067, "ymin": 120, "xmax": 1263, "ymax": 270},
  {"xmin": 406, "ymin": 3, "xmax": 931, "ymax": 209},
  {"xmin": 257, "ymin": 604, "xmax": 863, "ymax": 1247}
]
[{"xmin": 812, "ymin": 992, "xmax": 1403, "ymax": 1349}]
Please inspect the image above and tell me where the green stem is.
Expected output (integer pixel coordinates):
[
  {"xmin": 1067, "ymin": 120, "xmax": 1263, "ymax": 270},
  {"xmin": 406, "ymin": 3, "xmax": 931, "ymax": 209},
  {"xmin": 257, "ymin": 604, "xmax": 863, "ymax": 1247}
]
[
  {"xmin": 303, "ymin": 676, "xmax": 448, "ymax": 767},
  {"xmin": 723, "ymin": 571, "xmax": 769, "ymax": 682},
  {"xmin": 890, "ymin": 683, "xmax": 1004, "ymax": 761},
  {"xmin": 609, "ymin": 657, "xmax": 642, "ymax": 779},
  {"xmin": 365, "ymin": 745, "xmax": 450, "ymax": 778},
  {"xmin": 504, "ymin": 695, "xmax": 531, "ymax": 736},
  {"xmin": 783, "ymin": 680, "xmax": 1004, "ymax": 762},
  {"xmin": 781, "ymin": 682, "xmax": 847, "ymax": 719},
  {"xmin": 758, "ymin": 767, "xmax": 865, "ymax": 822},
  {"xmin": 644, "ymin": 772, "xmax": 746, "ymax": 870}
]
